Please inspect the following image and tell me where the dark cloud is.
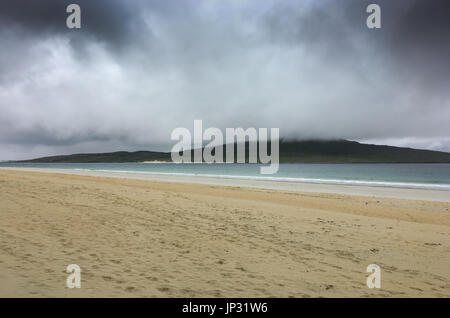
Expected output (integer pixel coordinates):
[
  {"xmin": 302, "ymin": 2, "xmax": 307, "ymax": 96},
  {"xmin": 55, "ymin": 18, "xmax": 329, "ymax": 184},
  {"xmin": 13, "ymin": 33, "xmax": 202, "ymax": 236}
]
[
  {"xmin": 370, "ymin": 0, "xmax": 450, "ymax": 93},
  {"xmin": 1, "ymin": 1, "xmax": 128, "ymax": 37},
  {"xmin": 262, "ymin": 0, "xmax": 450, "ymax": 87},
  {"xmin": 0, "ymin": 0, "xmax": 449, "ymax": 160}
]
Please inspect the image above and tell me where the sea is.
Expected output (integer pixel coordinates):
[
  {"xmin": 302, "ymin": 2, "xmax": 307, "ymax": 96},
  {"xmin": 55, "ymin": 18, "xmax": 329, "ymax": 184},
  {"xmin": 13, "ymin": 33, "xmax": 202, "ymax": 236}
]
[{"xmin": 1, "ymin": 162, "xmax": 450, "ymax": 191}]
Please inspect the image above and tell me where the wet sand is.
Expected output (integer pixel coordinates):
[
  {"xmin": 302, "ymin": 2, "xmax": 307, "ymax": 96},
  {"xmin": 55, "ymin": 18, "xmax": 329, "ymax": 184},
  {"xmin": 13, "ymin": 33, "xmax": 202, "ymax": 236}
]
[{"xmin": 0, "ymin": 168, "xmax": 449, "ymax": 297}]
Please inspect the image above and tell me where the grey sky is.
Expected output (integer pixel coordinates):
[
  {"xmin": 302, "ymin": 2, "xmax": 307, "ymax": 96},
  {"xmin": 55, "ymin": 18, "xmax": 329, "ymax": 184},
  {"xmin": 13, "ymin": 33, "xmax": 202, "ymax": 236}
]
[{"xmin": 0, "ymin": 0, "xmax": 449, "ymax": 160}]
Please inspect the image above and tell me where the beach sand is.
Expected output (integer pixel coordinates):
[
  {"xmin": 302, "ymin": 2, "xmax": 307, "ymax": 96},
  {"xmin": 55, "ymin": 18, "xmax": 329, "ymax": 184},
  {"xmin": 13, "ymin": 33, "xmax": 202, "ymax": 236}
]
[{"xmin": 0, "ymin": 168, "xmax": 449, "ymax": 297}]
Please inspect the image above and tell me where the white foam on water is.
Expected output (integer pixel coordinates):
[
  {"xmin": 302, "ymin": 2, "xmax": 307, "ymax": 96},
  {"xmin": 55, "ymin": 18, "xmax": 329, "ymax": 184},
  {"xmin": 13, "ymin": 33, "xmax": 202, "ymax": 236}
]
[{"xmin": 73, "ymin": 168, "xmax": 450, "ymax": 191}]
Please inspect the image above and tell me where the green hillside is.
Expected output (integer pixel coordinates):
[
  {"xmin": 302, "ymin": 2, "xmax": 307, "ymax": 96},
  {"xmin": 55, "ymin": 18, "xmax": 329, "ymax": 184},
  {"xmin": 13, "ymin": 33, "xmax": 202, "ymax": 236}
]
[
  {"xmin": 277, "ymin": 140, "xmax": 450, "ymax": 163},
  {"xmin": 19, "ymin": 151, "xmax": 171, "ymax": 163},
  {"xmin": 15, "ymin": 140, "xmax": 450, "ymax": 163}
]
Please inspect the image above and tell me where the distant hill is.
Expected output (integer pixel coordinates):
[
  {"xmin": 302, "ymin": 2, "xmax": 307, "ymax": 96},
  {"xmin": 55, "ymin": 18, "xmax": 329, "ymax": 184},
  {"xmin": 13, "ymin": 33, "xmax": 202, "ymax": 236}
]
[
  {"xmin": 18, "ymin": 151, "xmax": 171, "ymax": 163},
  {"xmin": 277, "ymin": 140, "xmax": 450, "ymax": 163},
  {"xmin": 15, "ymin": 140, "xmax": 450, "ymax": 163}
]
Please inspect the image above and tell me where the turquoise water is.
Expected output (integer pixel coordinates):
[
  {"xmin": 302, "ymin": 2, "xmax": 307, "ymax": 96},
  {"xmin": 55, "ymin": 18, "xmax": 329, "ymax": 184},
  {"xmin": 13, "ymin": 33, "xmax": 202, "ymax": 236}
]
[{"xmin": 1, "ymin": 162, "xmax": 450, "ymax": 190}]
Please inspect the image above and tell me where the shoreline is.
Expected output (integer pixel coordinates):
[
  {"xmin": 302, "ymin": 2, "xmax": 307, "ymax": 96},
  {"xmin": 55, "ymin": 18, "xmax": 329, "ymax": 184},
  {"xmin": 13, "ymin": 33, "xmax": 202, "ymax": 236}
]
[{"xmin": 1, "ymin": 167, "xmax": 449, "ymax": 202}]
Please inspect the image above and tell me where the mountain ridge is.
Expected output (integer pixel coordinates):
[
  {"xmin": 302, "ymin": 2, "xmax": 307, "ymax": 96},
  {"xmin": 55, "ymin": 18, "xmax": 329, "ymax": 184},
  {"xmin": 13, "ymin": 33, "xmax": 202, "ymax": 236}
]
[{"xmin": 11, "ymin": 139, "xmax": 450, "ymax": 163}]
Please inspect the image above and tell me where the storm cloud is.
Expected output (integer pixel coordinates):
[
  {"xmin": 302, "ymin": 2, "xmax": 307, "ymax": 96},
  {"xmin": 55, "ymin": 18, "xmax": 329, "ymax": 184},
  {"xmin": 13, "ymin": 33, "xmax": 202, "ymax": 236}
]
[{"xmin": 0, "ymin": 0, "xmax": 449, "ymax": 160}]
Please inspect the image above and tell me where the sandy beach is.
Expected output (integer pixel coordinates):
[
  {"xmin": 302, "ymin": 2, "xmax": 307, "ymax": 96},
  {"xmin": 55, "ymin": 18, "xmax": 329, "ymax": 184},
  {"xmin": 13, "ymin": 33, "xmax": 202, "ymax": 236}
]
[{"xmin": 0, "ymin": 168, "xmax": 449, "ymax": 297}]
